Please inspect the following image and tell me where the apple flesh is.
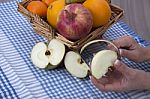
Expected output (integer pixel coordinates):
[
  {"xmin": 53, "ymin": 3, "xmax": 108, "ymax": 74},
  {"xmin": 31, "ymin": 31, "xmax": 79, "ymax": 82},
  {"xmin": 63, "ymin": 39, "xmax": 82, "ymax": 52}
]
[
  {"xmin": 57, "ymin": 4, "xmax": 93, "ymax": 41},
  {"xmin": 31, "ymin": 39, "xmax": 65, "ymax": 69},
  {"xmin": 64, "ymin": 51, "xmax": 90, "ymax": 78},
  {"xmin": 91, "ymin": 50, "xmax": 117, "ymax": 79}
]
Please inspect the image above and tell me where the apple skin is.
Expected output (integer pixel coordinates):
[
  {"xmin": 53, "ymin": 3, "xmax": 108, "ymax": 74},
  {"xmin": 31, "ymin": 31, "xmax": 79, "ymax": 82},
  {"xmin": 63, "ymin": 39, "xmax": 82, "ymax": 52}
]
[{"xmin": 57, "ymin": 4, "xmax": 93, "ymax": 41}]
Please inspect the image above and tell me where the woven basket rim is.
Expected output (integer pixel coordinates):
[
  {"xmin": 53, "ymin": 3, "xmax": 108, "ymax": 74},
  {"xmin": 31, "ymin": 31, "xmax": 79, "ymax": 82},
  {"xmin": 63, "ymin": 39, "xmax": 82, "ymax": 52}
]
[{"xmin": 17, "ymin": 0, "xmax": 124, "ymax": 50}]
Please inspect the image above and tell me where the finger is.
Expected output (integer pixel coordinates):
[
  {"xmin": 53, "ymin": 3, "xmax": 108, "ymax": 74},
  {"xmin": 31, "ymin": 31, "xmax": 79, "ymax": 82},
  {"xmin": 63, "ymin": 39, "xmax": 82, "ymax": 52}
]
[
  {"xmin": 113, "ymin": 36, "xmax": 133, "ymax": 48},
  {"xmin": 103, "ymin": 83, "xmax": 124, "ymax": 92},
  {"xmin": 107, "ymin": 36, "xmax": 133, "ymax": 51},
  {"xmin": 113, "ymin": 60, "xmax": 129, "ymax": 76},
  {"xmin": 120, "ymin": 49, "xmax": 134, "ymax": 59},
  {"xmin": 98, "ymin": 77, "xmax": 109, "ymax": 84},
  {"xmin": 91, "ymin": 76, "xmax": 121, "ymax": 92},
  {"xmin": 90, "ymin": 76, "xmax": 106, "ymax": 91},
  {"xmin": 107, "ymin": 44, "xmax": 118, "ymax": 52}
]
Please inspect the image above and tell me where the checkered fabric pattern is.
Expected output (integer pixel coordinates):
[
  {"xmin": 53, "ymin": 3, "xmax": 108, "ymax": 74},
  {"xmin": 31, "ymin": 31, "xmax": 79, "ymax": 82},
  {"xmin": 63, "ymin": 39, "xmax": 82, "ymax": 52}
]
[{"xmin": 0, "ymin": 0, "xmax": 150, "ymax": 99}]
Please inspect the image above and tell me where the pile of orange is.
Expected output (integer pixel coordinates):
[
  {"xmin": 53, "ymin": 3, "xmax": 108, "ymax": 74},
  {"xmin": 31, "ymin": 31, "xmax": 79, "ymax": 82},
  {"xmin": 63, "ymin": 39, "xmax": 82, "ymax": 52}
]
[
  {"xmin": 27, "ymin": 1, "xmax": 47, "ymax": 17},
  {"xmin": 83, "ymin": 0, "xmax": 111, "ymax": 27},
  {"xmin": 42, "ymin": 0, "xmax": 55, "ymax": 6},
  {"xmin": 47, "ymin": 0, "xmax": 65, "ymax": 28},
  {"xmin": 27, "ymin": 0, "xmax": 111, "ymax": 28},
  {"xmin": 27, "ymin": 0, "xmax": 56, "ymax": 17}
]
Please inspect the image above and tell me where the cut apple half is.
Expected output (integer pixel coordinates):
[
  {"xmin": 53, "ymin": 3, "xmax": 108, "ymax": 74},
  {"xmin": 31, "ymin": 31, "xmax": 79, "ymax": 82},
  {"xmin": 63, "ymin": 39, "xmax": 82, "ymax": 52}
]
[
  {"xmin": 31, "ymin": 39, "xmax": 65, "ymax": 69},
  {"xmin": 64, "ymin": 51, "xmax": 90, "ymax": 78},
  {"xmin": 91, "ymin": 50, "xmax": 117, "ymax": 79}
]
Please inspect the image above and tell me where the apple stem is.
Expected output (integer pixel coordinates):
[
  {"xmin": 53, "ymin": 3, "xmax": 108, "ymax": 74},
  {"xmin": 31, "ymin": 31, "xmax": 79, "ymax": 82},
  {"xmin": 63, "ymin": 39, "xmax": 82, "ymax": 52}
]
[
  {"xmin": 80, "ymin": 59, "xmax": 84, "ymax": 64},
  {"xmin": 109, "ymin": 66, "xmax": 115, "ymax": 71},
  {"xmin": 65, "ymin": 0, "xmax": 86, "ymax": 4},
  {"xmin": 64, "ymin": 10, "xmax": 77, "ymax": 21},
  {"xmin": 104, "ymin": 66, "xmax": 115, "ymax": 77},
  {"xmin": 45, "ymin": 50, "xmax": 51, "ymax": 56},
  {"xmin": 88, "ymin": 70, "xmax": 92, "ymax": 76}
]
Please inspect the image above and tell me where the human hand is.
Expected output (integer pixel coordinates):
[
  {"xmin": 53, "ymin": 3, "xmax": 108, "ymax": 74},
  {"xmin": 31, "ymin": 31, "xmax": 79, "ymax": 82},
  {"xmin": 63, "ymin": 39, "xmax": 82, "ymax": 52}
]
[
  {"xmin": 90, "ymin": 60, "xmax": 150, "ymax": 92},
  {"xmin": 108, "ymin": 36, "xmax": 145, "ymax": 62}
]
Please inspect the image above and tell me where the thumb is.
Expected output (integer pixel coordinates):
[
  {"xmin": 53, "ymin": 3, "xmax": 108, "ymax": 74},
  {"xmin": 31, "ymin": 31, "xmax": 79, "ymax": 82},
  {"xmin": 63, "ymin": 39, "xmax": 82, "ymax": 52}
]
[
  {"xmin": 114, "ymin": 60, "xmax": 129, "ymax": 75},
  {"xmin": 120, "ymin": 49, "xmax": 133, "ymax": 59}
]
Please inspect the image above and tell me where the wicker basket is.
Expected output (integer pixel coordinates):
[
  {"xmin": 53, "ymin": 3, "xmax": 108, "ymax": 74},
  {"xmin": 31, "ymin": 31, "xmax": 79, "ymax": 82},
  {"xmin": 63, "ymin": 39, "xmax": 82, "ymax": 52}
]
[{"xmin": 17, "ymin": 0, "xmax": 123, "ymax": 50}]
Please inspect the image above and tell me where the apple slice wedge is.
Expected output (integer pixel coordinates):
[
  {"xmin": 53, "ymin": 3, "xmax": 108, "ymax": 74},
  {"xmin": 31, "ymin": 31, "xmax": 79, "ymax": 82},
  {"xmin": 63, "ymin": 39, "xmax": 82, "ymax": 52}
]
[
  {"xmin": 64, "ymin": 51, "xmax": 90, "ymax": 78},
  {"xmin": 31, "ymin": 39, "xmax": 65, "ymax": 69},
  {"xmin": 91, "ymin": 50, "xmax": 117, "ymax": 79}
]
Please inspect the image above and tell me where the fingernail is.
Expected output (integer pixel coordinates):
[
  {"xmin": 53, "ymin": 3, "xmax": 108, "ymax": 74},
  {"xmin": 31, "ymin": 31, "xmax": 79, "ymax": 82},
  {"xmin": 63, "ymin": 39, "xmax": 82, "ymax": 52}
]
[
  {"xmin": 114, "ymin": 59, "xmax": 120, "ymax": 66},
  {"xmin": 89, "ymin": 76, "xmax": 91, "ymax": 79},
  {"xmin": 107, "ymin": 44, "xmax": 111, "ymax": 48},
  {"xmin": 119, "ymin": 49, "xmax": 123, "ymax": 55}
]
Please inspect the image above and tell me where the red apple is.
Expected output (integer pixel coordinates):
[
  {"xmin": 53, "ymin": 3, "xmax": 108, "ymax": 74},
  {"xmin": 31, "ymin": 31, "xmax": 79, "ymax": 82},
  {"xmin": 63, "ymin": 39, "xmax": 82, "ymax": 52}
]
[{"xmin": 57, "ymin": 4, "xmax": 93, "ymax": 41}]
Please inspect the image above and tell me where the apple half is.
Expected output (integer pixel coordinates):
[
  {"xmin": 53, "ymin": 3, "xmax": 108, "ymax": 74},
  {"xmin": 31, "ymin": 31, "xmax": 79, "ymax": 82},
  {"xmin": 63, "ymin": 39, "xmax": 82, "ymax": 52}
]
[
  {"xmin": 65, "ymin": 39, "xmax": 118, "ymax": 79},
  {"xmin": 64, "ymin": 51, "xmax": 90, "ymax": 78},
  {"xmin": 91, "ymin": 50, "xmax": 117, "ymax": 79},
  {"xmin": 31, "ymin": 39, "xmax": 65, "ymax": 69}
]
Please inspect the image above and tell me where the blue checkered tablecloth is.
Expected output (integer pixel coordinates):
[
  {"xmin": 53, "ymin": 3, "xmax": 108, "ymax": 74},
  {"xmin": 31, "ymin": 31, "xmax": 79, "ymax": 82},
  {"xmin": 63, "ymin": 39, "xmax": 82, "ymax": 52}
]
[{"xmin": 0, "ymin": 0, "xmax": 150, "ymax": 99}]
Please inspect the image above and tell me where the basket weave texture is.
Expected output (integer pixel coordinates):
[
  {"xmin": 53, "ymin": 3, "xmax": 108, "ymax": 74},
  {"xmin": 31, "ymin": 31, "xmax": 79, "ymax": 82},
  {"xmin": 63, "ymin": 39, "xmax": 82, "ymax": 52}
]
[{"xmin": 17, "ymin": 0, "xmax": 123, "ymax": 50}]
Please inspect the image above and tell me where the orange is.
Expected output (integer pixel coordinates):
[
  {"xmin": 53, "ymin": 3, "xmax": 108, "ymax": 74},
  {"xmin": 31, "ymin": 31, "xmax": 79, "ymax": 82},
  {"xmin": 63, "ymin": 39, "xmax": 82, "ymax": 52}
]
[
  {"xmin": 105, "ymin": 0, "xmax": 110, "ymax": 3},
  {"xmin": 42, "ymin": 0, "xmax": 56, "ymax": 6},
  {"xmin": 83, "ymin": 0, "xmax": 111, "ymax": 27},
  {"xmin": 47, "ymin": 0, "xmax": 65, "ymax": 28},
  {"xmin": 27, "ymin": 1, "xmax": 47, "ymax": 17}
]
